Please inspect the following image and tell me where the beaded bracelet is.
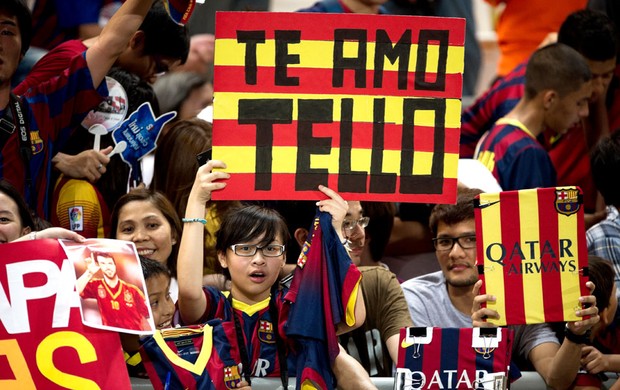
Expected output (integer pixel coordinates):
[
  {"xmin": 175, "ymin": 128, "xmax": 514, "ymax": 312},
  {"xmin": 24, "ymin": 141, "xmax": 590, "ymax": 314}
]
[{"xmin": 182, "ymin": 217, "xmax": 207, "ymax": 225}]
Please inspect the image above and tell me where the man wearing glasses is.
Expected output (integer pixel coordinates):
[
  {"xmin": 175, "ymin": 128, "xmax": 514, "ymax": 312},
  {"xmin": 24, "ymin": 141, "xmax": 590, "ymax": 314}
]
[{"xmin": 400, "ymin": 188, "xmax": 600, "ymax": 388}]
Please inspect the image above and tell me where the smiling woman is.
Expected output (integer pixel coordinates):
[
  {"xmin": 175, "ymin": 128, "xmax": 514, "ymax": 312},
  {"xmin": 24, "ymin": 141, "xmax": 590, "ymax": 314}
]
[{"xmin": 110, "ymin": 188, "xmax": 182, "ymax": 300}]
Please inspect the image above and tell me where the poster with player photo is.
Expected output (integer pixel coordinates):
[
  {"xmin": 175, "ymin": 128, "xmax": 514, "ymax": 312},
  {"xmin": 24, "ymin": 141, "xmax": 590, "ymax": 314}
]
[{"xmin": 61, "ymin": 238, "xmax": 155, "ymax": 335}]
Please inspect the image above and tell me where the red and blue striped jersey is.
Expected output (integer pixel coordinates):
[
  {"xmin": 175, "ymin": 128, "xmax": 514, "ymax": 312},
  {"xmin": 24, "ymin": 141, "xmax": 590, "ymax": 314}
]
[
  {"xmin": 140, "ymin": 320, "xmax": 242, "ymax": 390},
  {"xmin": 475, "ymin": 119, "xmax": 556, "ymax": 190},
  {"xmin": 461, "ymin": 60, "xmax": 596, "ymax": 210},
  {"xmin": 460, "ymin": 62, "xmax": 526, "ymax": 158},
  {"xmin": 1, "ymin": 52, "xmax": 107, "ymax": 219},
  {"xmin": 396, "ymin": 327, "xmax": 514, "ymax": 389}
]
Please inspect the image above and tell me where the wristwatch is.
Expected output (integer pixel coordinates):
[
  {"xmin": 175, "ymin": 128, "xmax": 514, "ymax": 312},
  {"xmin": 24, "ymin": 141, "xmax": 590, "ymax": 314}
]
[{"xmin": 564, "ymin": 323, "xmax": 590, "ymax": 344}]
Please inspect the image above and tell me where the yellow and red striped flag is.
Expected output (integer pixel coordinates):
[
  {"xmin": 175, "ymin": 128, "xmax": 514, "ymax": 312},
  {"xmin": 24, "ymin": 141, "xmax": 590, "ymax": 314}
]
[
  {"xmin": 211, "ymin": 12, "xmax": 464, "ymax": 203},
  {"xmin": 474, "ymin": 187, "xmax": 589, "ymax": 326}
]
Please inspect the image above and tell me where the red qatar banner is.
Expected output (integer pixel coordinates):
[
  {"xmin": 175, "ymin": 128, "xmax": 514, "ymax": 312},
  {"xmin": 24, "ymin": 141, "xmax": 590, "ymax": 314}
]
[{"xmin": 0, "ymin": 239, "xmax": 130, "ymax": 389}]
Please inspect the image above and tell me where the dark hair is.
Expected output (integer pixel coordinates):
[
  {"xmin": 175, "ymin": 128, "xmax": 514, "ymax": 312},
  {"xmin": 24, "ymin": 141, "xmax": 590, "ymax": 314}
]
[
  {"xmin": 361, "ymin": 201, "xmax": 395, "ymax": 261},
  {"xmin": 524, "ymin": 43, "xmax": 592, "ymax": 99},
  {"xmin": 140, "ymin": 256, "xmax": 171, "ymax": 281},
  {"xmin": 140, "ymin": 0, "xmax": 190, "ymax": 64},
  {"xmin": 216, "ymin": 205, "xmax": 290, "ymax": 255},
  {"xmin": 558, "ymin": 9, "xmax": 617, "ymax": 62},
  {"xmin": 588, "ymin": 255, "xmax": 616, "ymax": 313},
  {"xmin": 271, "ymin": 200, "xmax": 317, "ymax": 263},
  {"xmin": 0, "ymin": 0, "xmax": 32, "ymax": 55},
  {"xmin": 429, "ymin": 188, "xmax": 483, "ymax": 235},
  {"xmin": 92, "ymin": 251, "xmax": 115, "ymax": 265},
  {"xmin": 110, "ymin": 189, "xmax": 182, "ymax": 277},
  {"xmin": 0, "ymin": 179, "xmax": 35, "ymax": 231},
  {"xmin": 591, "ymin": 131, "xmax": 620, "ymax": 207}
]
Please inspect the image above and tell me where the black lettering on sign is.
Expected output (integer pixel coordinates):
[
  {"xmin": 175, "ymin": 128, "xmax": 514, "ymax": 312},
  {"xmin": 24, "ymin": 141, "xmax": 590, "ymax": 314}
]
[
  {"xmin": 414, "ymin": 30, "xmax": 449, "ymax": 92},
  {"xmin": 333, "ymin": 29, "xmax": 368, "ymax": 88},
  {"xmin": 369, "ymin": 98, "xmax": 397, "ymax": 193},
  {"xmin": 238, "ymin": 99, "xmax": 293, "ymax": 191},
  {"xmin": 373, "ymin": 29, "xmax": 411, "ymax": 90},
  {"xmin": 338, "ymin": 98, "xmax": 367, "ymax": 193},
  {"xmin": 237, "ymin": 30, "xmax": 266, "ymax": 85},
  {"xmin": 296, "ymin": 99, "xmax": 334, "ymax": 191},
  {"xmin": 275, "ymin": 30, "xmax": 301, "ymax": 86},
  {"xmin": 400, "ymin": 98, "xmax": 446, "ymax": 194}
]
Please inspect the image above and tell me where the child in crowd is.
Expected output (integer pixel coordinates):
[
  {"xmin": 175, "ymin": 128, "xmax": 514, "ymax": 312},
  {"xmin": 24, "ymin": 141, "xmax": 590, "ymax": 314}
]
[
  {"xmin": 124, "ymin": 256, "xmax": 175, "ymax": 378},
  {"xmin": 175, "ymin": 160, "xmax": 365, "ymax": 388}
]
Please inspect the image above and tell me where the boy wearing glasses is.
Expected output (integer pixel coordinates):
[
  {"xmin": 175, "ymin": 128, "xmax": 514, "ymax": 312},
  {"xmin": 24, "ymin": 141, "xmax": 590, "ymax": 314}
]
[{"xmin": 401, "ymin": 188, "xmax": 600, "ymax": 388}]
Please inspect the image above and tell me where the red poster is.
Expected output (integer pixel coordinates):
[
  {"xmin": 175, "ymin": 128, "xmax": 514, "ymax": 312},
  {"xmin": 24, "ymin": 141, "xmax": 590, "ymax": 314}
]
[{"xmin": 0, "ymin": 239, "xmax": 130, "ymax": 389}]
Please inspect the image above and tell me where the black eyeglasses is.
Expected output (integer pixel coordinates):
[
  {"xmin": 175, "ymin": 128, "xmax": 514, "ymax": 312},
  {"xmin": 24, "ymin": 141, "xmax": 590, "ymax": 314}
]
[
  {"xmin": 432, "ymin": 235, "xmax": 477, "ymax": 251},
  {"xmin": 342, "ymin": 217, "xmax": 370, "ymax": 231},
  {"xmin": 229, "ymin": 244, "xmax": 285, "ymax": 257}
]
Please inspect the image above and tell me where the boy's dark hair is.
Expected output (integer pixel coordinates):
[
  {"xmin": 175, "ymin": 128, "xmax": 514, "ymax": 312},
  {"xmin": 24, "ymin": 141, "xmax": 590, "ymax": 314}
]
[
  {"xmin": 140, "ymin": 0, "xmax": 190, "ymax": 64},
  {"xmin": 558, "ymin": 9, "xmax": 617, "ymax": 62},
  {"xmin": 429, "ymin": 188, "xmax": 483, "ymax": 235},
  {"xmin": 0, "ymin": 179, "xmax": 35, "ymax": 231},
  {"xmin": 140, "ymin": 256, "xmax": 171, "ymax": 281},
  {"xmin": 591, "ymin": 131, "xmax": 620, "ymax": 207},
  {"xmin": 271, "ymin": 200, "xmax": 317, "ymax": 263},
  {"xmin": 216, "ymin": 205, "xmax": 290, "ymax": 255},
  {"xmin": 1, "ymin": 0, "xmax": 32, "ymax": 55},
  {"xmin": 587, "ymin": 255, "xmax": 615, "ymax": 313},
  {"xmin": 524, "ymin": 43, "xmax": 592, "ymax": 99}
]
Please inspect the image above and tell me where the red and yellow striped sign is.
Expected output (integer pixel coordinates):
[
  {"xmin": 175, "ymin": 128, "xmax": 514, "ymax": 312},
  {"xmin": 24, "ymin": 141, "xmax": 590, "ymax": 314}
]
[
  {"xmin": 474, "ymin": 187, "xmax": 589, "ymax": 326},
  {"xmin": 212, "ymin": 12, "xmax": 464, "ymax": 202}
]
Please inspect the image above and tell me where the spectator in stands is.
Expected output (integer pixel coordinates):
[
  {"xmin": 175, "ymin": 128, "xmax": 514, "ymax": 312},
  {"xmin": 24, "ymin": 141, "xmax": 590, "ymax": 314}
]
[
  {"xmin": 0, "ymin": 0, "xmax": 166, "ymax": 221},
  {"xmin": 402, "ymin": 188, "xmax": 600, "ymax": 388},
  {"xmin": 474, "ymin": 43, "xmax": 592, "ymax": 190},
  {"xmin": 279, "ymin": 199, "xmax": 412, "ymax": 377},
  {"xmin": 360, "ymin": 201, "xmax": 395, "ymax": 268},
  {"xmin": 0, "ymin": 179, "xmax": 84, "ymax": 243},
  {"xmin": 461, "ymin": 9, "xmax": 616, "ymax": 216},
  {"xmin": 587, "ymin": 131, "xmax": 620, "ymax": 302},
  {"xmin": 570, "ymin": 256, "xmax": 618, "ymax": 389},
  {"xmin": 153, "ymin": 72, "xmax": 213, "ymax": 131}
]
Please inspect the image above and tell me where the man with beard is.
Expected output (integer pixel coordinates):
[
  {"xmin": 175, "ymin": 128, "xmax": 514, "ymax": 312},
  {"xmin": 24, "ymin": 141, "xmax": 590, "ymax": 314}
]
[
  {"xmin": 77, "ymin": 251, "xmax": 150, "ymax": 330},
  {"xmin": 401, "ymin": 188, "xmax": 600, "ymax": 389}
]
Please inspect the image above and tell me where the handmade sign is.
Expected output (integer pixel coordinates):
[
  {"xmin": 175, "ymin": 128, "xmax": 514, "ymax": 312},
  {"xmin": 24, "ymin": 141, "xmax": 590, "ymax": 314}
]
[
  {"xmin": 396, "ymin": 327, "xmax": 514, "ymax": 389},
  {"xmin": 0, "ymin": 239, "xmax": 130, "ymax": 389},
  {"xmin": 474, "ymin": 187, "xmax": 589, "ymax": 326},
  {"xmin": 212, "ymin": 12, "xmax": 464, "ymax": 202}
]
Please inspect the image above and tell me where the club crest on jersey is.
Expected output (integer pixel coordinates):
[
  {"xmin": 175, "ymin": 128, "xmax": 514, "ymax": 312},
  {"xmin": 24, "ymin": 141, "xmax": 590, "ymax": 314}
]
[
  {"xmin": 124, "ymin": 289, "xmax": 134, "ymax": 307},
  {"xmin": 554, "ymin": 188, "xmax": 580, "ymax": 216},
  {"xmin": 30, "ymin": 130, "xmax": 44, "ymax": 154},
  {"xmin": 97, "ymin": 284, "xmax": 107, "ymax": 298},
  {"xmin": 223, "ymin": 365, "xmax": 241, "ymax": 389},
  {"xmin": 258, "ymin": 320, "xmax": 275, "ymax": 344}
]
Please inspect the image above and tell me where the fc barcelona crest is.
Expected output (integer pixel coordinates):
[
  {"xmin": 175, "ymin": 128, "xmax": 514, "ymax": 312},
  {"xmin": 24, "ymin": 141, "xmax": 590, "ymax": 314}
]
[
  {"xmin": 223, "ymin": 365, "xmax": 242, "ymax": 390},
  {"xmin": 258, "ymin": 320, "xmax": 275, "ymax": 344},
  {"xmin": 554, "ymin": 188, "xmax": 581, "ymax": 216}
]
